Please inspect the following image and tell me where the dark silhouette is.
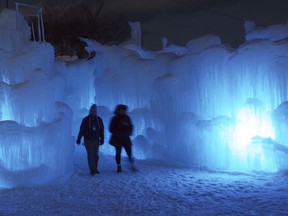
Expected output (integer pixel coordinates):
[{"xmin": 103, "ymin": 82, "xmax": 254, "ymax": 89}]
[
  {"xmin": 109, "ymin": 104, "xmax": 137, "ymax": 172},
  {"xmin": 76, "ymin": 104, "xmax": 104, "ymax": 175}
]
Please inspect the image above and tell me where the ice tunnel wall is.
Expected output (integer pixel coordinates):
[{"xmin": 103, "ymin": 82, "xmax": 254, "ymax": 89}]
[{"xmin": 81, "ymin": 36, "xmax": 288, "ymax": 172}]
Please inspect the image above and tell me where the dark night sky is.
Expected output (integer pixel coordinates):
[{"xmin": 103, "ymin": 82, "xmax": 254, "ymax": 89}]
[{"xmin": 1, "ymin": 0, "xmax": 288, "ymax": 49}]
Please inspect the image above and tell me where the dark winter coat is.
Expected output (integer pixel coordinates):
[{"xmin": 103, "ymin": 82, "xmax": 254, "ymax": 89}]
[
  {"xmin": 109, "ymin": 114, "xmax": 133, "ymax": 147},
  {"xmin": 77, "ymin": 115, "xmax": 104, "ymax": 144}
]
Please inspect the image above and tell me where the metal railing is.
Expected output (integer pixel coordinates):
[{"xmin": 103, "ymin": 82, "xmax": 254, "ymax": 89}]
[{"xmin": 15, "ymin": 2, "xmax": 45, "ymax": 42}]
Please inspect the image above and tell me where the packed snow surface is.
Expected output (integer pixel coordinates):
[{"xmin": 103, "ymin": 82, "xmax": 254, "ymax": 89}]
[{"xmin": 0, "ymin": 148, "xmax": 287, "ymax": 216}]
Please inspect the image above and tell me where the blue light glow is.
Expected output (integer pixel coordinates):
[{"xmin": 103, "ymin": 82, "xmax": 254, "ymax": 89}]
[
  {"xmin": 1, "ymin": 10, "xmax": 288, "ymax": 190},
  {"xmin": 231, "ymin": 105, "xmax": 276, "ymax": 171}
]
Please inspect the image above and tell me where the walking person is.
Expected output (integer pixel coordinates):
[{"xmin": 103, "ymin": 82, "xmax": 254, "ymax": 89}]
[
  {"xmin": 76, "ymin": 104, "xmax": 104, "ymax": 175},
  {"xmin": 109, "ymin": 104, "xmax": 137, "ymax": 172}
]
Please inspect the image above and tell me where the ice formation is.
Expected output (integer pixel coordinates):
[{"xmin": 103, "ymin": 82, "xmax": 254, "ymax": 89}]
[
  {"xmin": 0, "ymin": 10, "xmax": 74, "ymax": 188},
  {"xmin": 81, "ymin": 25, "xmax": 288, "ymax": 173},
  {"xmin": 1, "ymin": 8, "xmax": 288, "ymax": 188}
]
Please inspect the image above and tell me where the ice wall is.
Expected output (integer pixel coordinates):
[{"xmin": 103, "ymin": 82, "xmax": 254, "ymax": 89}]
[
  {"xmin": 245, "ymin": 20, "xmax": 288, "ymax": 42},
  {"xmin": 77, "ymin": 24, "xmax": 288, "ymax": 172},
  {"xmin": 0, "ymin": 10, "xmax": 74, "ymax": 188},
  {"xmin": 0, "ymin": 9, "xmax": 30, "ymax": 51},
  {"xmin": 1, "ymin": 8, "xmax": 288, "ymax": 190}
]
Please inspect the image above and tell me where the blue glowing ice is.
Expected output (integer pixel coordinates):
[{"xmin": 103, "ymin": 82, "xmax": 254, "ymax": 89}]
[
  {"xmin": 81, "ymin": 24, "xmax": 288, "ymax": 173},
  {"xmin": 1, "ymin": 9, "xmax": 288, "ymax": 188}
]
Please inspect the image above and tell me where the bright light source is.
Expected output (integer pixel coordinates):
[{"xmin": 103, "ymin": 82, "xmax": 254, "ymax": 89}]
[{"xmin": 230, "ymin": 104, "xmax": 277, "ymax": 172}]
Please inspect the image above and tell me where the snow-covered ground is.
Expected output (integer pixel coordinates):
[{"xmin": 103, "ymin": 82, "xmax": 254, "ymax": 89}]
[{"xmin": 1, "ymin": 147, "xmax": 287, "ymax": 216}]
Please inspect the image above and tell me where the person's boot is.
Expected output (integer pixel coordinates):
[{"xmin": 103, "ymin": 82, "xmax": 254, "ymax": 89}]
[
  {"xmin": 117, "ymin": 164, "xmax": 122, "ymax": 173},
  {"xmin": 90, "ymin": 169, "xmax": 99, "ymax": 175},
  {"xmin": 131, "ymin": 164, "xmax": 138, "ymax": 172}
]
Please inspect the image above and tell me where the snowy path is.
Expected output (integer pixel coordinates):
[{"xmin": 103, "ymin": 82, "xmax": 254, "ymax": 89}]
[{"xmin": 0, "ymin": 147, "xmax": 287, "ymax": 216}]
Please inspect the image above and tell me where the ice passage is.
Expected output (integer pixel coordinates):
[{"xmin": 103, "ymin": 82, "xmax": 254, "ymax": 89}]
[{"xmin": 0, "ymin": 10, "xmax": 288, "ymax": 187}]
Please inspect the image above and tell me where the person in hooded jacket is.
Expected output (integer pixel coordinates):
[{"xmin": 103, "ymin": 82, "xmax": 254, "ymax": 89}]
[
  {"xmin": 76, "ymin": 104, "xmax": 104, "ymax": 175},
  {"xmin": 109, "ymin": 104, "xmax": 137, "ymax": 172}
]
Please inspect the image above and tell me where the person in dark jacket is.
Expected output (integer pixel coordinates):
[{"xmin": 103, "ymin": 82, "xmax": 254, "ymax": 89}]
[
  {"xmin": 76, "ymin": 104, "xmax": 104, "ymax": 175},
  {"xmin": 109, "ymin": 104, "xmax": 137, "ymax": 172}
]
